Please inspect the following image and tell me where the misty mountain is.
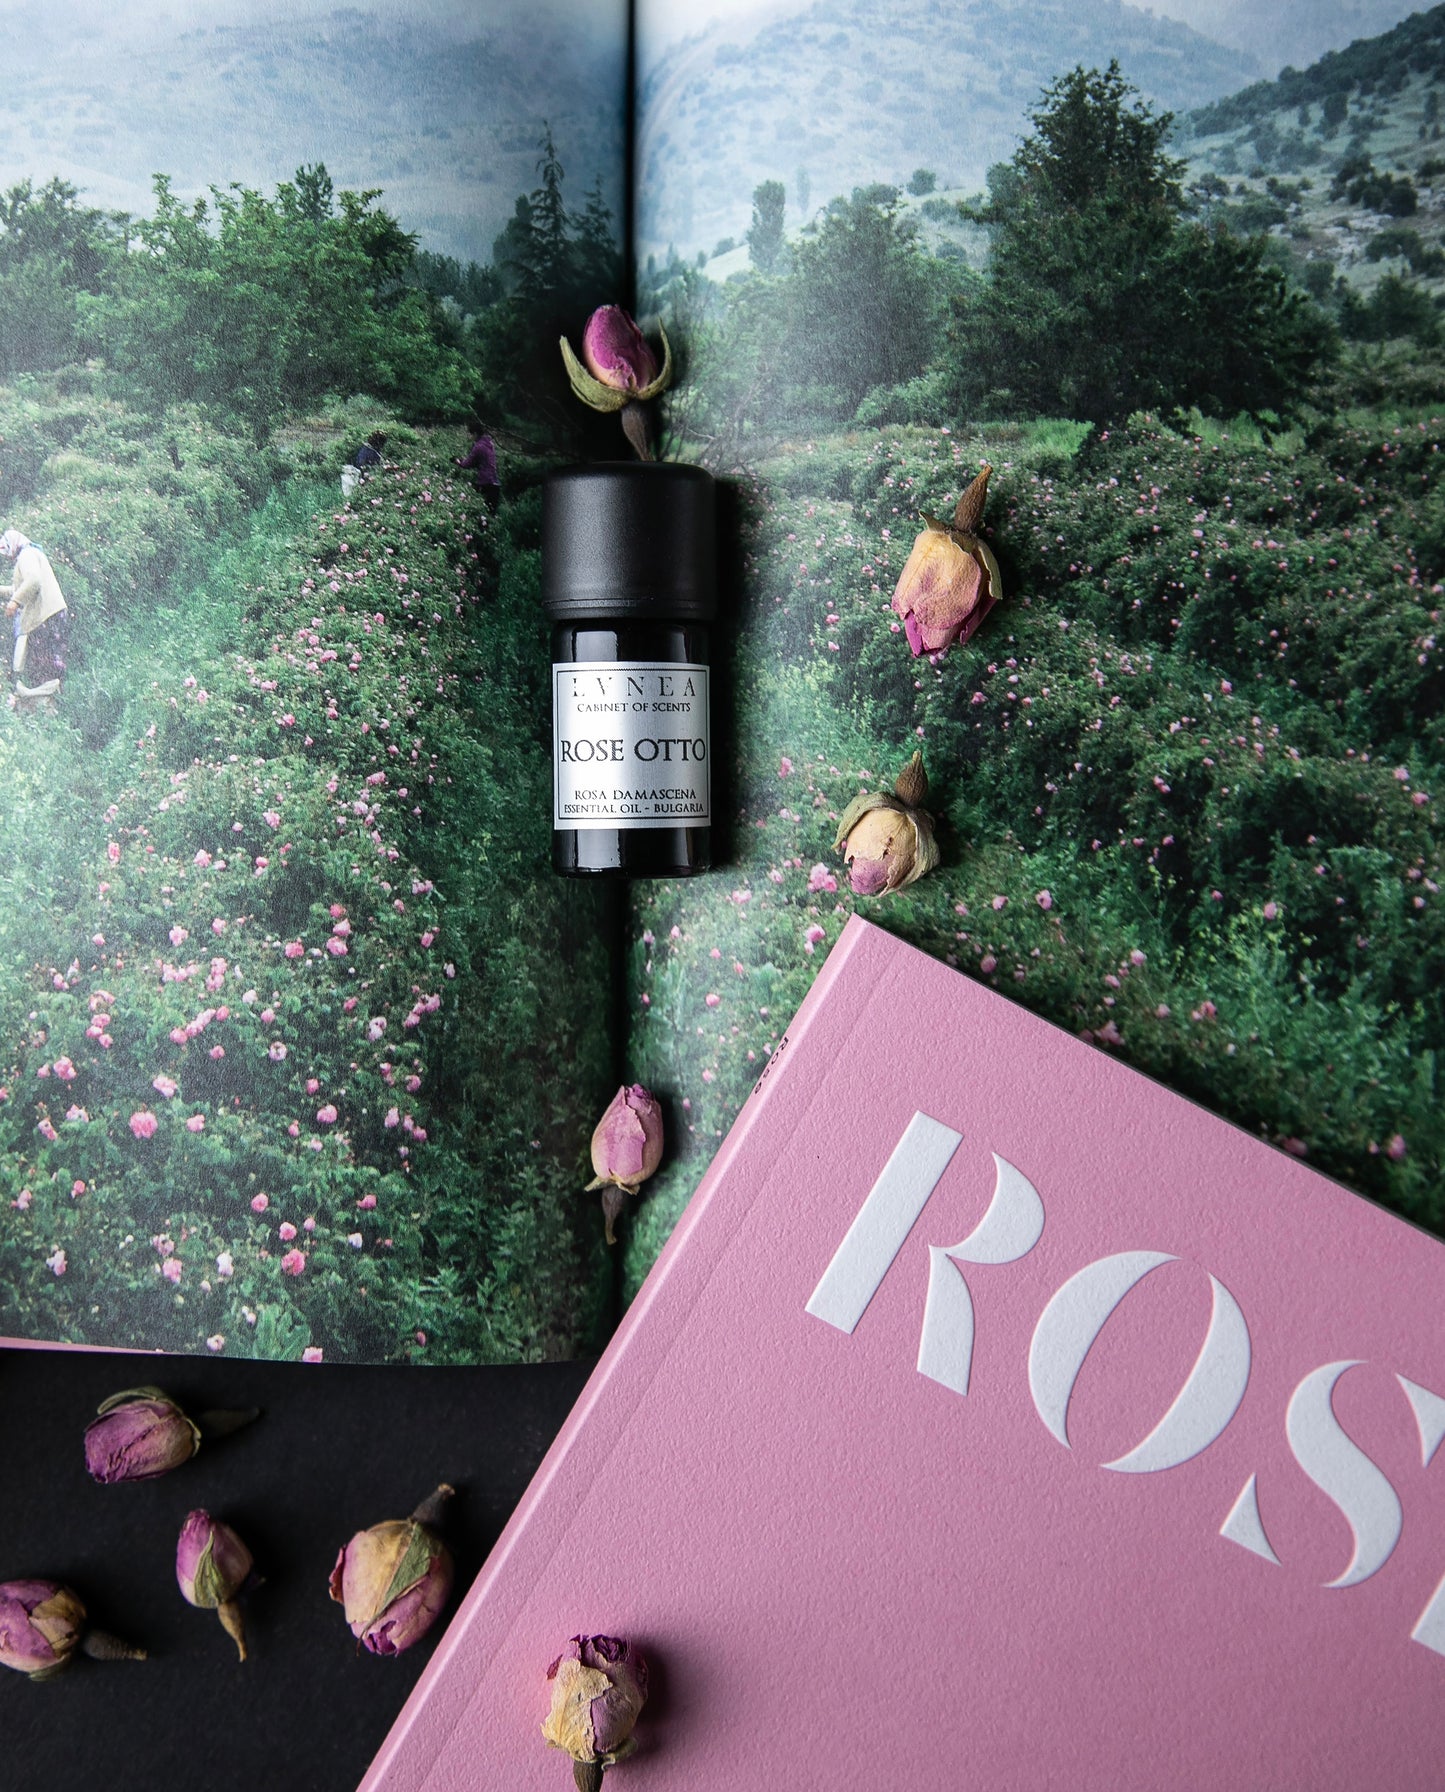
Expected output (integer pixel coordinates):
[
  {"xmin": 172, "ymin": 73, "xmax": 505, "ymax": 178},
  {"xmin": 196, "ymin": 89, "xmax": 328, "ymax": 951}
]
[
  {"xmin": 0, "ymin": 1, "xmax": 625, "ymax": 266},
  {"xmin": 636, "ymin": 0, "xmax": 1259, "ymax": 260},
  {"xmin": 1148, "ymin": 0, "xmax": 1430, "ymax": 78}
]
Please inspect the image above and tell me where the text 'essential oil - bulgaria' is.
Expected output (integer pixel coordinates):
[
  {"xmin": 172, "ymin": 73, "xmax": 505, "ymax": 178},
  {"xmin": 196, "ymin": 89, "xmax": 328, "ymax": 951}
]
[{"xmin": 542, "ymin": 463, "xmax": 716, "ymax": 877}]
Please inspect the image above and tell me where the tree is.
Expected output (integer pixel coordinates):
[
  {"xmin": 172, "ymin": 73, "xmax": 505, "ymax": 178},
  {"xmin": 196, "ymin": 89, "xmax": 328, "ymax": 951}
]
[
  {"xmin": 947, "ymin": 62, "xmax": 1332, "ymax": 425},
  {"xmin": 907, "ymin": 169, "xmax": 937, "ymax": 196},
  {"xmin": 780, "ymin": 187, "xmax": 951, "ymax": 418},
  {"xmin": 747, "ymin": 180, "xmax": 786, "ymax": 274}
]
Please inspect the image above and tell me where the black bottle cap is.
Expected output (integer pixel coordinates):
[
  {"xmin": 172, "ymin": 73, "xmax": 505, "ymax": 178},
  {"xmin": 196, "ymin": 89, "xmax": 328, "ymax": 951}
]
[{"xmin": 542, "ymin": 462, "xmax": 716, "ymax": 622}]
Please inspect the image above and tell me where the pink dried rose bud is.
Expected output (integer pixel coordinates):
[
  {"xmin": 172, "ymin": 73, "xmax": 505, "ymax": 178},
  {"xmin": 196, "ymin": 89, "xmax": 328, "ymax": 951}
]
[
  {"xmin": 542, "ymin": 1634, "xmax": 649, "ymax": 1791},
  {"xmin": 582, "ymin": 306, "xmax": 659, "ymax": 393},
  {"xmin": 891, "ymin": 465, "xmax": 1003, "ymax": 656},
  {"xmin": 329, "ymin": 1484, "xmax": 454, "ymax": 1657},
  {"xmin": 561, "ymin": 306, "xmax": 671, "ymax": 411},
  {"xmin": 84, "ymin": 1387, "xmax": 200, "ymax": 1483},
  {"xmin": 84, "ymin": 1384, "xmax": 258, "ymax": 1484},
  {"xmin": 834, "ymin": 751, "xmax": 940, "ymax": 898},
  {"xmin": 559, "ymin": 307, "xmax": 673, "ymax": 461},
  {"xmin": 585, "ymin": 1084, "xmax": 664, "ymax": 1244},
  {"xmin": 176, "ymin": 1510, "xmax": 256, "ymax": 1661},
  {"xmin": 0, "ymin": 1580, "xmax": 145, "ymax": 1679}
]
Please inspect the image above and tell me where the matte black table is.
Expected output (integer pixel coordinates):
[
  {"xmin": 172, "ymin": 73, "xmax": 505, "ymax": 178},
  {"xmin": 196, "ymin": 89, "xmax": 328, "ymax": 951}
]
[{"xmin": 2, "ymin": 1352, "xmax": 592, "ymax": 1791}]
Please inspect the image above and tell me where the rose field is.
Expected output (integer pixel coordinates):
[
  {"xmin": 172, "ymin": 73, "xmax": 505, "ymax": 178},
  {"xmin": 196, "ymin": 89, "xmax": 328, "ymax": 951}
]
[
  {"xmin": 622, "ymin": 409, "xmax": 1445, "ymax": 1292},
  {"xmin": 0, "ymin": 401, "xmax": 615, "ymax": 1363}
]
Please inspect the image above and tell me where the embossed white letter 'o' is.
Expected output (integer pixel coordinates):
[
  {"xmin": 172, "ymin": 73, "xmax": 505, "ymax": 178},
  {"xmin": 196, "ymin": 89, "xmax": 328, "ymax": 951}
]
[{"xmin": 1029, "ymin": 1253, "xmax": 1251, "ymax": 1473}]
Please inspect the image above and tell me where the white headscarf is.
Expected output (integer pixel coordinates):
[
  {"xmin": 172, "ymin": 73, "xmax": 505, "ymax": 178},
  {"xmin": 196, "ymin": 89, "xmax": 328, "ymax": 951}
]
[{"xmin": 0, "ymin": 529, "xmax": 33, "ymax": 561}]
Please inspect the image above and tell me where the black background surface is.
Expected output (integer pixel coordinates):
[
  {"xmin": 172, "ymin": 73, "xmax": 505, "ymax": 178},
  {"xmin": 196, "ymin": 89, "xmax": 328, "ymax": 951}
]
[{"xmin": 1, "ymin": 1351, "xmax": 591, "ymax": 1791}]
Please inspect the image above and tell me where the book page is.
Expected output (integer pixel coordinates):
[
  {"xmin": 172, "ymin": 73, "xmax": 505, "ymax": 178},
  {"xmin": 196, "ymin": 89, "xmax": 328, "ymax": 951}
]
[
  {"xmin": 0, "ymin": 0, "xmax": 630, "ymax": 1362},
  {"xmin": 623, "ymin": 0, "xmax": 1444, "ymax": 1298}
]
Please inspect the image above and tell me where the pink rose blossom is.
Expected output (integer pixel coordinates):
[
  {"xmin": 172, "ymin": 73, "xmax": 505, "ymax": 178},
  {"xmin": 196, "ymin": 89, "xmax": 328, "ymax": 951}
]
[
  {"xmin": 278, "ymin": 1222, "xmax": 297, "ymax": 1242},
  {"xmin": 162, "ymin": 1258, "xmax": 182, "ymax": 1285},
  {"xmin": 106, "ymin": 841, "xmax": 120, "ymax": 865},
  {"xmin": 169, "ymin": 926, "xmax": 189, "ymax": 946},
  {"xmin": 284, "ymin": 941, "xmax": 304, "ymax": 959},
  {"xmin": 46, "ymin": 1248, "xmax": 66, "ymax": 1276},
  {"xmin": 301, "ymin": 1346, "xmax": 323, "ymax": 1363},
  {"xmin": 1036, "ymin": 890, "xmax": 1053, "ymax": 911},
  {"xmin": 316, "ymin": 1104, "xmax": 338, "ymax": 1124},
  {"xmin": 129, "ymin": 1110, "xmax": 158, "ymax": 1140},
  {"xmin": 186, "ymin": 1115, "xmax": 205, "ymax": 1132},
  {"xmin": 251, "ymin": 1194, "xmax": 269, "ymax": 1213},
  {"xmin": 281, "ymin": 1249, "xmax": 306, "ymax": 1276},
  {"xmin": 152, "ymin": 1075, "xmax": 178, "ymax": 1099}
]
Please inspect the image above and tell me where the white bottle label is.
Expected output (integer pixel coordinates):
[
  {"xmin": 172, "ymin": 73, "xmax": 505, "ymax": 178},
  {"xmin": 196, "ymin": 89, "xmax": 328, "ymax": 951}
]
[{"xmin": 552, "ymin": 660, "xmax": 711, "ymax": 830}]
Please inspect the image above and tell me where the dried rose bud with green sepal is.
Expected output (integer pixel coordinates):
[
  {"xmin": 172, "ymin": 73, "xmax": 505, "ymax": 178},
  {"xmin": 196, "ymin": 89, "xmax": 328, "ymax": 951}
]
[
  {"xmin": 585, "ymin": 1084, "xmax": 664, "ymax": 1244},
  {"xmin": 329, "ymin": 1484, "xmax": 455, "ymax": 1657},
  {"xmin": 560, "ymin": 306, "xmax": 672, "ymax": 461},
  {"xmin": 834, "ymin": 751, "xmax": 940, "ymax": 897},
  {"xmin": 0, "ymin": 1579, "xmax": 145, "ymax": 1680},
  {"xmin": 542, "ymin": 1634, "xmax": 649, "ymax": 1792},
  {"xmin": 176, "ymin": 1510, "xmax": 256, "ymax": 1662},
  {"xmin": 84, "ymin": 1384, "xmax": 259, "ymax": 1485},
  {"xmin": 891, "ymin": 465, "xmax": 1003, "ymax": 656}
]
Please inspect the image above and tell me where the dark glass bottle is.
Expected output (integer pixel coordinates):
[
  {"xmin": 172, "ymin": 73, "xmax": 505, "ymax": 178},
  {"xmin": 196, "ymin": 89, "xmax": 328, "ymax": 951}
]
[{"xmin": 542, "ymin": 464, "xmax": 716, "ymax": 878}]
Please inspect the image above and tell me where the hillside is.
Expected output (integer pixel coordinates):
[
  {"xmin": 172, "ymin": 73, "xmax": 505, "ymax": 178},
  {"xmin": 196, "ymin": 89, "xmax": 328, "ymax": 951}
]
[
  {"xmin": 1, "ymin": 0, "xmax": 624, "ymax": 266},
  {"xmin": 1180, "ymin": 4, "xmax": 1445, "ymax": 311},
  {"xmin": 636, "ymin": 0, "xmax": 1258, "ymax": 260},
  {"xmin": 1152, "ymin": 0, "xmax": 1430, "ymax": 78}
]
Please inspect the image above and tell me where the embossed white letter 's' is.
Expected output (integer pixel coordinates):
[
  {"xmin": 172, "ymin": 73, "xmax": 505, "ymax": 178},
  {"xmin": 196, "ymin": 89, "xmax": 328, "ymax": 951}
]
[
  {"xmin": 806, "ymin": 1113, "xmax": 962, "ymax": 1334},
  {"xmin": 1028, "ymin": 1253, "xmax": 1251, "ymax": 1473},
  {"xmin": 1285, "ymin": 1363, "xmax": 1403, "ymax": 1588},
  {"xmin": 917, "ymin": 1154, "xmax": 1045, "ymax": 1395}
]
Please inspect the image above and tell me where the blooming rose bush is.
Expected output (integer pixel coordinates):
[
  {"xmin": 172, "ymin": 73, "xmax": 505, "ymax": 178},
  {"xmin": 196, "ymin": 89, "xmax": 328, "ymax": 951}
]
[
  {"xmin": 0, "ymin": 421, "xmax": 616, "ymax": 1363},
  {"xmin": 617, "ymin": 413, "xmax": 1442, "ymax": 1298}
]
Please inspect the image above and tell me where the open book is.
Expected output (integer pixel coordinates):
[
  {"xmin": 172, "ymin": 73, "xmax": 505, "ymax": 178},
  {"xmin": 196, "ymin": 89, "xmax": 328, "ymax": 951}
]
[{"xmin": 1, "ymin": 0, "xmax": 1439, "ymax": 1362}]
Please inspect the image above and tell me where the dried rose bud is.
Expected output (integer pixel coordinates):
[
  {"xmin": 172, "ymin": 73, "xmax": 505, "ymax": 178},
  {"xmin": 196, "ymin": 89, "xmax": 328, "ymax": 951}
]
[
  {"xmin": 582, "ymin": 306, "xmax": 660, "ymax": 393},
  {"xmin": 542, "ymin": 1634, "xmax": 649, "ymax": 1791},
  {"xmin": 834, "ymin": 751, "xmax": 940, "ymax": 897},
  {"xmin": 176, "ymin": 1510, "xmax": 255, "ymax": 1662},
  {"xmin": 0, "ymin": 1580, "xmax": 145, "ymax": 1679},
  {"xmin": 559, "ymin": 307, "xmax": 672, "ymax": 461},
  {"xmin": 891, "ymin": 465, "xmax": 1003, "ymax": 656},
  {"xmin": 585, "ymin": 1084, "xmax": 664, "ymax": 1244},
  {"xmin": 85, "ymin": 1387, "xmax": 200, "ymax": 1483},
  {"xmin": 329, "ymin": 1484, "xmax": 454, "ymax": 1656},
  {"xmin": 84, "ymin": 1385, "xmax": 259, "ymax": 1485}
]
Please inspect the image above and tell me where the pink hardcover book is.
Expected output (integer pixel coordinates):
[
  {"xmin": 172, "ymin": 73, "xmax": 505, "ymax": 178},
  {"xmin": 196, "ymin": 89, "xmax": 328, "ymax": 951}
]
[{"xmin": 363, "ymin": 915, "xmax": 1445, "ymax": 1790}]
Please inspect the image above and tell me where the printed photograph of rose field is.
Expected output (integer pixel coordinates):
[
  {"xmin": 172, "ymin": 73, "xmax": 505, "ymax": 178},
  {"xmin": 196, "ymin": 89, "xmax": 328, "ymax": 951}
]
[
  {"xmin": 0, "ymin": 0, "xmax": 632, "ymax": 1361},
  {"xmin": 621, "ymin": 0, "xmax": 1445, "ymax": 1295}
]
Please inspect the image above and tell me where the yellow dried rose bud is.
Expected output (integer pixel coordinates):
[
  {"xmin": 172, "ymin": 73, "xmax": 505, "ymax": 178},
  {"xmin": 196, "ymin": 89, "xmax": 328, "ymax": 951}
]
[
  {"xmin": 891, "ymin": 465, "xmax": 1003, "ymax": 656},
  {"xmin": 834, "ymin": 751, "xmax": 939, "ymax": 897}
]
